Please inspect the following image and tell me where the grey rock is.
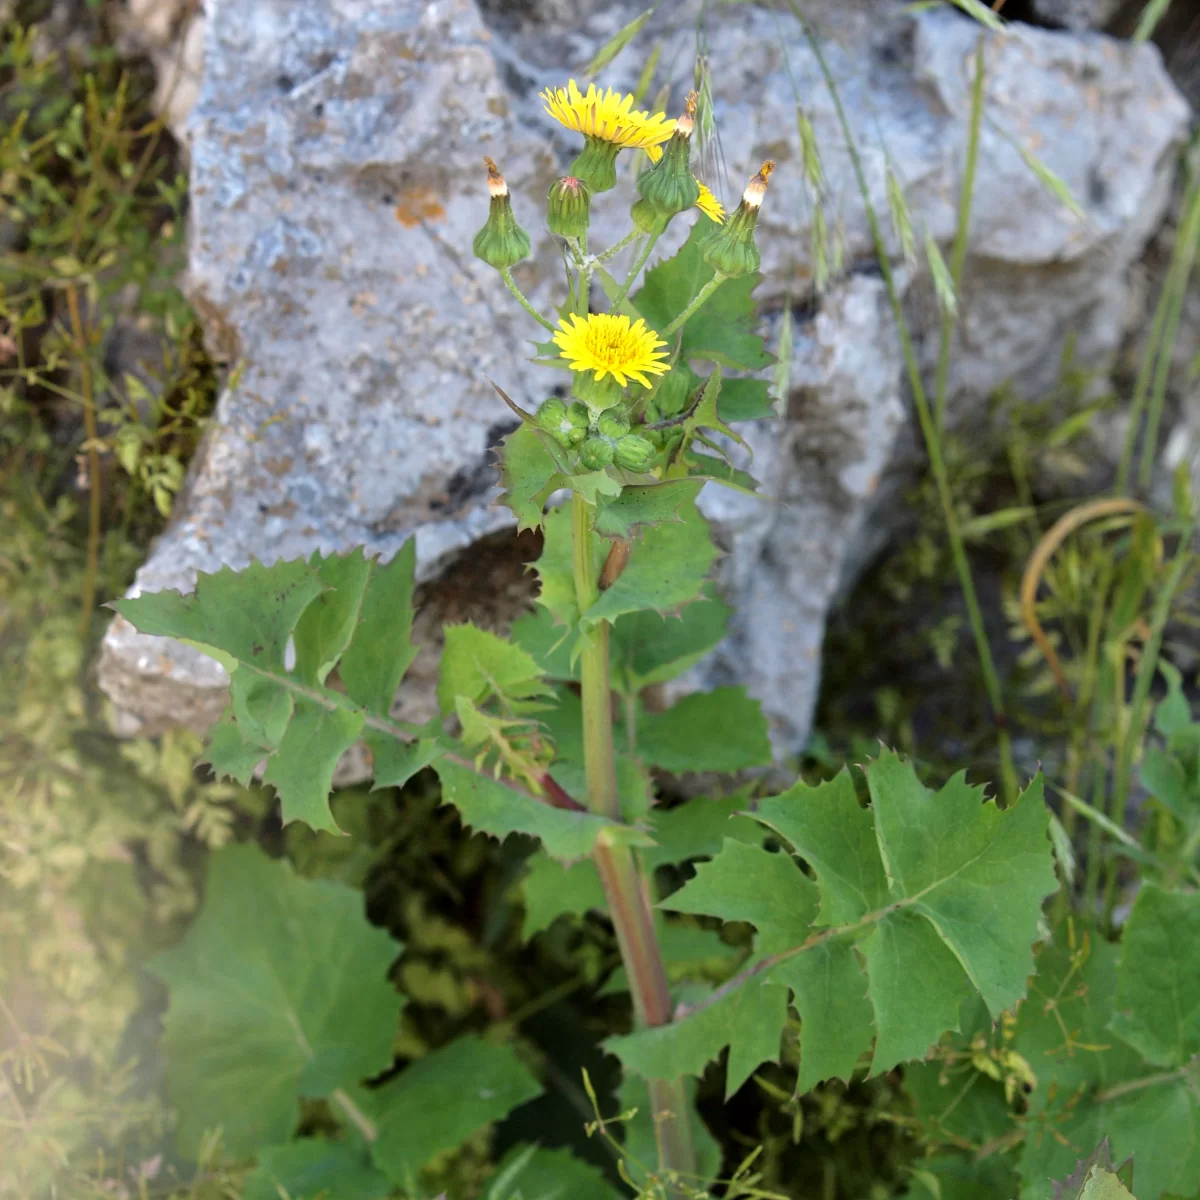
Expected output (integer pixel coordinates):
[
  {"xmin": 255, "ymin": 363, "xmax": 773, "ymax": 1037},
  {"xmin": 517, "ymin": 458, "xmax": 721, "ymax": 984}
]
[
  {"xmin": 1028, "ymin": 0, "xmax": 1123, "ymax": 31},
  {"xmin": 99, "ymin": 0, "xmax": 1190, "ymax": 759}
]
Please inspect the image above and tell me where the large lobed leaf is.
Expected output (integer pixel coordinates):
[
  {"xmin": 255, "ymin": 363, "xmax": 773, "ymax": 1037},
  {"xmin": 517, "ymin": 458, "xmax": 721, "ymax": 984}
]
[
  {"xmin": 115, "ymin": 546, "xmax": 419, "ymax": 834},
  {"xmin": 606, "ymin": 752, "xmax": 1056, "ymax": 1096},
  {"xmin": 149, "ymin": 845, "xmax": 404, "ymax": 1158}
]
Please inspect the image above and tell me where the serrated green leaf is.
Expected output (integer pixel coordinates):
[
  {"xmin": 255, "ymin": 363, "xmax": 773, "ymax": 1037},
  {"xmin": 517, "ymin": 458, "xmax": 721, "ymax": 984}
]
[
  {"xmin": 117, "ymin": 548, "xmax": 423, "ymax": 833},
  {"xmin": 361, "ymin": 1037, "xmax": 542, "ymax": 1187},
  {"xmin": 293, "ymin": 548, "xmax": 372, "ymax": 686},
  {"xmin": 1052, "ymin": 1141, "xmax": 1136, "ymax": 1200},
  {"xmin": 114, "ymin": 558, "xmax": 325, "ymax": 671},
  {"xmin": 757, "ymin": 770, "xmax": 887, "ymax": 924},
  {"xmin": 148, "ymin": 846, "xmax": 403, "ymax": 1157},
  {"xmin": 723, "ymin": 376, "xmax": 774, "ymax": 422},
  {"xmin": 437, "ymin": 622, "xmax": 553, "ymax": 716},
  {"xmin": 634, "ymin": 219, "xmax": 772, "ymax": 373},
  {"xmin": 637, "ymin": 686, "xmax": 772, "ymax": 774},
  {"xmin": 643, "ymin": 788, "xmax": 763, "ymax": 872},
  {"xmin": 242, "ymin": 1141, "xmax": 392, "ymax": 1200},
  {"xmin": 606, "ymin": 973, "xmax": 787, "ymax": 1100},
  {"xmin": 338, "ymin": 539, "xmax": 418, "ymax": 715},
  {"xmin": 262, "ymin": 700, "xmax": 365, "ymax": 833},
  {"xmin": 521, "ymin": 852, "xmax": 607, "ymax": 938},
  {"xmin": 610, "ymin": 586, "xmax": 730, "ymax": 691},
  {"xmin": 682, "ymin": 450, "xmax": 760, "ymax": 494},
  {"xmin": 865, "ymin": 753, "xmax": 1054, "ymax": 1016},
  {"xmin": 594, "ymin": 479, "xmax": 704, "ymax": 540},
  {"xmin": 533, "ymin": 505, "xmax": 604, "ymax": 639},
  {"xmin": 1111, "ymin": 885, "xmax": 1200, "ymax": 1068},
  {"xmin": 202, "ymin": 716, "xmax": 267, "ymax": 785},
  {"xmin": 775, "ymin": 939, "xmax": 874, "ymax": 1090},
  {"xmin": 365, "ymin": 732, "xmax": 440, "ymax": 790},
  {"xmin": 666, "ymin": 838, "xmax": 815, "ymax": 947},
  {"xmin": 433, "ymin": 758, "xmax": 648, "ymax": 862},
  {"xmin": 608, "ymin": 755, "xmax": 1054, "ymax": 1092},
  {"xmin": 498, "ymin": 424, "xmax": 563, "ymax": 532},
  {"xmin": 584, "ymin": 494, "xmax": 718, "ymax": 628}
]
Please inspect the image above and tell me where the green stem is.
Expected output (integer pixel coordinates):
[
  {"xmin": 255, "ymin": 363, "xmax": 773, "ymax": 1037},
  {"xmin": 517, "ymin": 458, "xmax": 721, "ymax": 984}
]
[
  {"xmin": 1103, "ymin": 516, "xmax": 1197, "ymax": 925},
  {"xmin": 570, "ymin": 494, "xmax": 695, "ymax": 1184},
  {"xmin": 612, "ymin": 233, "xmax": 659, "ymax": 310},
  {"xmin": 795, "ymin": 3, "xmax": 1018, "ymax": 801},
  {"xmin": 499, "ymin": 266, "xmax": 557, "ymax": 333},
  {"xmin": 1118, "ymin": 163, "xmax": 1200, "ymax": 493},
  {"xmin": 1138, "ymin": 172, "xmax": 1200, "ymax": 491},
  {"xmin": 934, "ymin": 35, "xmax": 985, "ymax": 436},
  {"xmin": 595, "ymin": 227, "xmax": 642, "ymax": 265},
  {"xmin": 663, "ymin": 274, "xmax": 726, "ymax": 337}
]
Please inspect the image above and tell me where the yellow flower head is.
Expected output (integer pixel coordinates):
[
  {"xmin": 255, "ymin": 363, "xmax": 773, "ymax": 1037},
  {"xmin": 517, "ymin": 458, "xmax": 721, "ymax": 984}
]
[
  {"xmin": 540, "ymin": 80, "xmax": 676, "ymax": 161},
  {"xmin": 554, "ymin": 313, "xmax": 670, "ymax": 389},
  {"xmin": 696, "ymin": 182, "xmax": 725, "ymax": 223}
]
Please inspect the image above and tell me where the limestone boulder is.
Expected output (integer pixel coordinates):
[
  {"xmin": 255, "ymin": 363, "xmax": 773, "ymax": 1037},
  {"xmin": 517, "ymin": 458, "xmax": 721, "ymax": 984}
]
[{"xmin": 99, "ymin": 0, "xmax": 1189, "ymax": 756}]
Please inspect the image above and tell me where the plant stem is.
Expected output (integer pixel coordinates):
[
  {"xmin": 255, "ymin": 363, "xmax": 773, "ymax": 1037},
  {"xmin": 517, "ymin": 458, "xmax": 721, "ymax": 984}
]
[
  {"xmin": 1138, "ymin": 171, "xmax": 1200, "ymax": 491},
  {"xmin": 66, "ymin": 284, "xmax": 101, "ymax": 644},
  {"xmin": 1103, "ymin": 515, "xmax": 1196, "ymax": 925},
  {"xmin": 570, "ymin": 493, "xmax": 695, "ymax": 1184},
  {"xmin": 595, "ymin": 227, "xmax": 642, "ymax": 265},
  {"xmin": 1118, "ymin": 163, "xmax": 1200, "ymax": 494},
  {"xmin": 663, "ymin": 274, "xmax": 725, "ymax": 337},
  {"xmin": 612, "ymin": 233, "xmax": 659, "ymax": 310},
  {"xmin": 934, "ymin": 35, "xmax": 985, "ymax": 436},
  {"xmin": 795, "ymin": 3, "xmax": 1018, "ymax": 801},
  {"xmin": 499, "ymin": 266, "xmax": 557, "ymax": 333}
]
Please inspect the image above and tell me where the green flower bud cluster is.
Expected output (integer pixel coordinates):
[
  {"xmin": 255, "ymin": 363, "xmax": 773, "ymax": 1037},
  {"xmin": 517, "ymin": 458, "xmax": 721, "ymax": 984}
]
[
  {"xmin": 473, "ymin": 157, "xmax": 530, "ymax": 270},
  {"xmin": 536, "ymin": 397, "xmax": 590, "ymax": 448},
  {"xmin": 702, "ymin": 160, "xmax": 775, "ymax": 279},
  {"xmin": 538, "ymin": 400, "xmax": 658, "ymax": 474}
]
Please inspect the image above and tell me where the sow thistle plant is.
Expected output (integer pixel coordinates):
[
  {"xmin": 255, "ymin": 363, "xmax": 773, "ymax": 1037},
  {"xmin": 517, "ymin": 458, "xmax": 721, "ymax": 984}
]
[{"xmin": 114, "ymin": 79, "xmax": 1070, "ymax": 1196}]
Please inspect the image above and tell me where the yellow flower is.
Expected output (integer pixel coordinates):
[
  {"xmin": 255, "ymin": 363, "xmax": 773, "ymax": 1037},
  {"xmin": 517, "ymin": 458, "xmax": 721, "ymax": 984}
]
[
  {"xmin": 554, "ymin": 313, "xmax": 670, "ymax": 389},
  {"xmin": 695, "ymin": 182, "xmax": 725, "ymax": 223},
  {"xmin": 540, "ymin": 80, "xmax": 675, "ymax": 160}
]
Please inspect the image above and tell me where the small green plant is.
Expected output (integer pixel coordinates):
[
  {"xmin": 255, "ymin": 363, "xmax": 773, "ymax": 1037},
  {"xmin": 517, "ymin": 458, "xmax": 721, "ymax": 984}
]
[{"xmin": 110, "ymin": 75, "xmax": 1068, "ymax": 1196}]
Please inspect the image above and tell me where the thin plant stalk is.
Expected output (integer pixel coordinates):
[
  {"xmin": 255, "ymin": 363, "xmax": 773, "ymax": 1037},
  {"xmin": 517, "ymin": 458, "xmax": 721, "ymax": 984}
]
[
  {"xmin": 793, "ymin": 2, "xmax": 1018, "ymax": 800},
  {"xmin": 934, "ymin": 36, "xmax": 986, "ymax": 436},
  {"xmin": 1102, "ymin": 516, "xmax": 1197, "ymax": 925},
  {"xmin": 613, "ymin": 232, "xmax": 659, "ymax": 309},
  {"xmin": 1138, "ymin": 175, "xmax": 1200, "ymax": 491},
  {"xmin": 571, "ymin": 493, "xmax": 696, "ymax": 1184},
  {"xmin": 1117, "ymin": 163, "xmax": 1200, "ymax": 494},
  {"xmin": 66, "ymin": 284, "xmax": 101, "ymax": 642}
]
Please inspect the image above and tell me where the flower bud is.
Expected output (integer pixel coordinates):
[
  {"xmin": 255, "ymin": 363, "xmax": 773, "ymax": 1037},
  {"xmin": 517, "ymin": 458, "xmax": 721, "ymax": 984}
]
[
  {"xmin": 579, "ymin": 435, "xmax": 615, "ymax": 470},
  {"xmin": 636, "ymin": 93, "xmax": 701, "ymax": 220},
  {"xmin": 536, "ymin": 396, "xmax": 589, "ymax": 447},
  {"xmin": 596, "ymin": 410, "xmax": 630, "ymax": 439},
  {"xmin": 613, "ymin": 434, "xmax": 655, "ymax": 472},
  {"xmin": 547, "ymin": 175, "xmax": 591, "ymax": 238},
  {"xmin": 702, "ymin": 160, "xmax": 775, "ymax": 279},
  {"xmin": 571, "ymin": 136, "xmax": 622, "ymax": 194},
  {"xmin": 631, "ymin": 197, "xmax": 670, "ymax": 236},
  {"xmin": 473, "ymin": 157, "xmax": 531, "ymax": 270},
  {"xmin": 572, "ymin": 370, "xmax": 624, "ymax": 413}
]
